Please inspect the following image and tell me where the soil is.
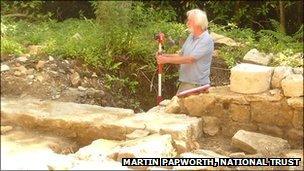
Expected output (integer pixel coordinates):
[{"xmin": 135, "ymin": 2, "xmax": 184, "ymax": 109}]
[{"xmin": 1, "ymin": 53, "xmax": 230, "ymax": 112}]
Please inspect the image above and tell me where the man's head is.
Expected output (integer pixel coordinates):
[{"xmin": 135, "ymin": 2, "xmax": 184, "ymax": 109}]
[{"xmin": 186, "ymin": 9, "xmax": 208, "ymax": 34}]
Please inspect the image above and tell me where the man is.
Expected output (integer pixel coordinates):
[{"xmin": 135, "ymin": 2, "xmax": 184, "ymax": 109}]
[{"xmin": 156, "ymin": 9, "xmax": 214, "ymax": 94}]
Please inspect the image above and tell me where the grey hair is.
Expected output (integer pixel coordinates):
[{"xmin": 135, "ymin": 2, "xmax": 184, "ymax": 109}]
[{"xmin": 187, "ymin": 9, "xmax": 208, "ymax": 30}]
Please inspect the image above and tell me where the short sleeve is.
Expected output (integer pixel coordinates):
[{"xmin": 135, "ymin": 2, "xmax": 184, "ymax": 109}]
[
  {"xmin": 192, "ymin": 39, "xmax": 214, "ymax": 60},
  {"xmin": 179, "ymin": 37, "xmax": 188, "ymax": 56}
]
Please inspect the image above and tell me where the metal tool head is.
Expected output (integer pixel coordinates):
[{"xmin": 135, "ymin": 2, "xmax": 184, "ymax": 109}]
[{"xmin": 154, "ymin": 32, "xmax": 165, "ymax": 44}]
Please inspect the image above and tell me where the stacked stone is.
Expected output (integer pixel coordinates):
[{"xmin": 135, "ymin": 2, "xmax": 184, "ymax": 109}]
[{"xmin": 163, "ymin": 59, "xmax": 303, "ymax": 146}]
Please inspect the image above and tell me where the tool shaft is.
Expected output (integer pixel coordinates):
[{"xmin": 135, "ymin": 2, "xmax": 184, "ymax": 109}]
[{"xmin": 156, "ymin": 32, "xmax": 165, "ymax": 105}]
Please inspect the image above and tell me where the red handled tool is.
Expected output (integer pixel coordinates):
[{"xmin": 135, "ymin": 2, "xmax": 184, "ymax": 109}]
[{"xmin": 155, "ymin": 32, "xmax": 165, "ymax": 104}]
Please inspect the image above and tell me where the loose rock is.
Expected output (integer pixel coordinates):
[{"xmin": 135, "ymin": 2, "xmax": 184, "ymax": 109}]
[
  {"xmin": 70, "ymin": 72, "xmax": 81, "ymax": 86},
  {"xmin": 15, "ymin": 65, "xmax": 27, "ymax": 75},
  {"xmin": 1, "ymin": 64, "xmax": 10, "ymax": 72},
  {"xmin": 243, "ymin": 49, "xmax": 272, "ymax": 66},
  {"xmin": 271, "ymin": 66, "xmax": 293, "ymax": 88},
  {"xmin": 281, "ymin": 74, "xmax": 303, "ymax": 97},
  {"xmin": 16, "ymin": 56, "xmax": 28, "ymax": 62},
  {"xmin": 210, "ymin": 32, "xmax": 241, "ymax": 47},
  {"xmin": 77, "ymin": 86, "xmax": 87, "ymax": 91},
  {"xmin": 36, "ymin": 60, "xmax": 46, "ymax": 70},
  {"xmin": 25, "ymin": 68, "xmax": 34, "ymax": 75},
  {"xmin": 231, "ymin": 130, "xmax": 290, "ymax": 154},
  {"xmin": 48, "ymin": 56, "xmax": 54, "ymax": 61},
  {"xmin": 14, "ymin": 71, "xmax": 22, "ymax": 76},
  {"xmin": 202, "ymin": 116, "xmax": 220, "ymax": 136}
]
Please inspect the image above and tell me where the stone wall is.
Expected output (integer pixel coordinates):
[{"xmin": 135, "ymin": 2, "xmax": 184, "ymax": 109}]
[
  {"xmin": 164, "ymin": 63, "xmax": 303, "ymax": 147},
  {"xmin": 166, "ymin": 86, "xmax": 303, "ymax": 147}
]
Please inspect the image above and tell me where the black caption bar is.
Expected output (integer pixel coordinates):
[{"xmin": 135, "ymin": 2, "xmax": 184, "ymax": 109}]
[{"xmin": 122, "ymin": 158, "xmax": 301, "ymax": 167}]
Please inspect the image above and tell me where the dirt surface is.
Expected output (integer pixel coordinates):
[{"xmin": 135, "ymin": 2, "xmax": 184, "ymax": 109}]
[
  {"xmin": 1, "ymin": 55, "xmax": 120, "ymax": 107},
  {"xmin": 1, "ymin": 53, "xmax": 231, "ymax": 112},
  {"xmin": 1, "ymin": 125, "xmax": 80, "ymax": 154}
]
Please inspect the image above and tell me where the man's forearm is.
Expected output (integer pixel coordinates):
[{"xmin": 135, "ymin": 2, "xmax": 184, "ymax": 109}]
[
  {"xmin": 163, "ymin": 53, "xmax": 179, "ymax": 57},
  {"xmin": 163, "ymin": 55, "xmax": 195, "ymax": 64}
]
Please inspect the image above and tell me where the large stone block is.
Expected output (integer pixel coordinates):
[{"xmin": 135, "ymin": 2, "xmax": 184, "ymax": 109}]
[
  {"xmin": 251, "ymin": 101, "xmax": 293, "ymax": 127},
  {"xmin": 74, "ymin": 134, "xmax": 177, "ymax": 170},
  {"xmin": 287, "ymin": 97, "xmax": 304, "ymax": 108},
  {"xmin": 180, "ymin": 93, "xmax": 216, "ymax": 116},
  {"xmin": 257, "ymin": 124, "xmax": 284, "ymax": 138},
  {"xmin": 244, "ymin": 89, "xmax": 283, "ymax": 102},
  {"xmin": 292, "ymin": 109, "xmax": 303, "ymax": 129},
  {"xmin": 271, "ymin": 66, "xmax": 293, "ymax": 88},
  {"xmin": 74, "ymin": 139, "xmax": 121, "ymax": 160},
  {"xmin": 164, "ymin": 96, "xmax": 181, "ymax": 114},
  {"xmin": 208, "ymin": 86, "xmax": 249, "ymax": 105},
  {"xmin": 113, "ymin": 134, "xmax": 177, "ymax": 162},
  {"xmin": 281, "ymin": 74, "xmax": 304, "ymax": 97},
  {"xmin": 229, "ymin": 104, "xmax": 250, "ymax": 123},
  {"xmin": 230, "ymin": 63, "xmax": 273, "ymax": 94},
  {"xmin": 1, "ymin": 97, "xmax": 202, "ymax": 151},
  {"xmin": 231, "ymin": 130, "xmax": 290, "ymax": 154},
  {"xmin": 222, "ymin": 122, "xmax": 258, "ymax": 137},
  {"xmin": 286, "ymin": 129, "xmax": 303, "ymax": 147}
]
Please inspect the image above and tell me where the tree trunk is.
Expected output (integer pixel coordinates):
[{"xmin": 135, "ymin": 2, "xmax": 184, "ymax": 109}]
[
  {"xmin": 297, "ymin": 1, "xmax": 303, "ymax": 27},
  {"xmin": 279, "ymin": 1, "xmax": 286, "ymax": 33}
]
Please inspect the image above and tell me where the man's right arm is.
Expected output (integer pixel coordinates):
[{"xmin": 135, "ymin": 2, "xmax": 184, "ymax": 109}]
[{"xmin": 163, "ymin": 54, "xmax": 179, "ymax": 57}]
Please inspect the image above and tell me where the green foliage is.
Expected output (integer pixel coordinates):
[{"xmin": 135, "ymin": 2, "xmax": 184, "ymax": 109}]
[
  {"xmin": 1, "ymin": 1, "xmax": 52, "ymax": 21},
  {"xmin": 271, "ymin": 51, "xmax": 303, "ymax": 67},
  {"xmin": 1, "ymin": 38, "xmax": 24, "ymax": 55},
  {"xmin": 209, "ymin": 22, "xmax": 303, "ymax": 68}
]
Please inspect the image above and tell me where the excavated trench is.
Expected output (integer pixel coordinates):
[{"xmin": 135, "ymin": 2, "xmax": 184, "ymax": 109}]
[{"xmin": 1, "ymin": 54, "xmax": 303, "ymax": 170}]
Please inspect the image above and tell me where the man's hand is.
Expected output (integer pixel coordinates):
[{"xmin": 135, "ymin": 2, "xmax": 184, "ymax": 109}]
[
  {"xmin": 157, "ymin": 55, "xmax": 168, "ymax": 64},
  {"xmin": 155, "ymin": 52, "xmax": 195, "ymax": 65}
]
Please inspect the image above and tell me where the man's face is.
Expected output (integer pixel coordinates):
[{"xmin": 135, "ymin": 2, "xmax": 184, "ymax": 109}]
[{"xmin": 186, "ymin": 15, "xmax": 195, "ymax": 33}]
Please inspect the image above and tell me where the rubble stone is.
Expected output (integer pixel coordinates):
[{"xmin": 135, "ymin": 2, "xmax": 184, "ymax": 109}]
[
  {"xmin": 202, "ymin": 116, "xmax": 220, "ymax": 136},
  {"xmin": 1, "ymin": 64, "xmax": 10, "ymax": 72},
  {"xmin": 243, "ymin": 49, "xmax": 272, "ymax": 65}
]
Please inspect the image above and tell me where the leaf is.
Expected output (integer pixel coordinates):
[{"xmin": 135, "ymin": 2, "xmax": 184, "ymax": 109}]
[{"xmin": 111, "ymin": 62, "xmax": 122, "ymax": 69}]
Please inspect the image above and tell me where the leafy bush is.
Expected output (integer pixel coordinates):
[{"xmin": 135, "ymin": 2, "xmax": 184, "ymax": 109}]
[
  {"xmin": 1, "ymin": 38, "xmax": 25, "ymax": 55},
  {"xmin": 209, "ymin": 22, "xmax": 303, "ymax": 68}
]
